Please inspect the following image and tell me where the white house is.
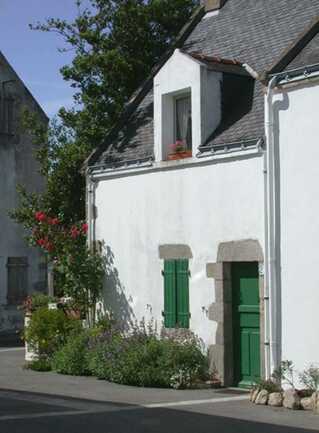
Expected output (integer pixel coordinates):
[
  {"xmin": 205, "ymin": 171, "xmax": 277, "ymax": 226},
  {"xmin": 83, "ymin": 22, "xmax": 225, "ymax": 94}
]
[{"xmin": 85, "ymin": 0, "xmax": 319, "ymax": 387}]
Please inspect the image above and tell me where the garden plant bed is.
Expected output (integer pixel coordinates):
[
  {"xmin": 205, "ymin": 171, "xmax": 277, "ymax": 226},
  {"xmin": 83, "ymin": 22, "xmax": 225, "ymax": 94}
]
[
  {"xmin": 23, "ymin": 298, "xmax": 212, "ymax": 390},
  {"xmin": 250, "ymin": 361, "xmax": 319, "ymax": 415}
]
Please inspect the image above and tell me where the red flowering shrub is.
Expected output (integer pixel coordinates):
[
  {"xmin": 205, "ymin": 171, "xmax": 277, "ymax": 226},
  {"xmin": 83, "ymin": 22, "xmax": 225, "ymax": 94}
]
[
  {"xmin": 11, "ymin": 198, "xmax": 105, "ymax": 326},
  {"xmin": 35, "ymin": 211, "xmax": 47, "ymax": 222},
  {"xmin": 31, "ymin": 211, "xmax": 87, "ymax": 258}
]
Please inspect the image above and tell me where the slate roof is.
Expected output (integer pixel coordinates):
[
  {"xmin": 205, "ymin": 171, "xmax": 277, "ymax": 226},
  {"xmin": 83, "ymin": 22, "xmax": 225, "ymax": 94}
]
[
  {"xmin": 91, "ymin": 0, "xmax": 319, "ymax": 167},
  {"xmin": 285, "ymin": 32, "xmax": 319, "ymax": 71}
]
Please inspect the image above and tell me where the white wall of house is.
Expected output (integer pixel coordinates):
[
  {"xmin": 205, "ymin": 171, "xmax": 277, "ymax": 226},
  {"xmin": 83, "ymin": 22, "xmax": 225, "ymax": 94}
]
[
  {"xmin": 273, "ymin": 79, "xmax": 319, "ymax": 373},
  {"xmin": 93, "ymin": 154, "xmax": 265, "ymax": 348}
]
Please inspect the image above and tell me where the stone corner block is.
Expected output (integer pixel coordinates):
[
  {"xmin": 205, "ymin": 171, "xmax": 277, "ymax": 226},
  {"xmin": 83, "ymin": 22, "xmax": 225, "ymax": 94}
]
[
  {"xmin": 208, "ymin": 302, "xmax": 223, "ymax": 323},
  {"xmin": 206, "ymin": 263, "xmax": 223, "ymax": 279}
]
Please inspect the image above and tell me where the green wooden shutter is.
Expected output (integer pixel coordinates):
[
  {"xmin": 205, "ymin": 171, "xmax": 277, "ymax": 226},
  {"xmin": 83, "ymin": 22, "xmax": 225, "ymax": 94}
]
[
  {"xmin": 163, "ymin": 260, "xmax": 177, "ymax": 328},
  {"xmin": 176, "ymin": 259, "xmax": 190, "ymax": 328}
]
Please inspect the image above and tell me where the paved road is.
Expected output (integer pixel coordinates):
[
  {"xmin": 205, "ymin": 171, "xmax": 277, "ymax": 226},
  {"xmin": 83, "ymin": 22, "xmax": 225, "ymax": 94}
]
[
  {"xmin": 0, "ymin": 349, "xmax": 318, "ymax": 432},
  {"xmin": 0, "ymin": 389, "xmax": 317, "ymax": 433}
]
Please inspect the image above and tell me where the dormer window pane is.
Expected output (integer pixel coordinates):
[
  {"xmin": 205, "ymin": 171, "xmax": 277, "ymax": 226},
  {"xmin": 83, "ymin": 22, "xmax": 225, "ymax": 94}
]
[{"xmin": 175, "ymin": 95, "xmax": 192, "ymax": 150}]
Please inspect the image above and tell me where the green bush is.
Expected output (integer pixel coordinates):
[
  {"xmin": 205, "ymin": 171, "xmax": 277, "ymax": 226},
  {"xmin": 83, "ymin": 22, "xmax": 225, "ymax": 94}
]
[
  {"xmin": 25, "ymin": 358, "xmax": 52, "ymax": 372},
  {"xmin": 52, "ymin": 330, "xmax": 91, "ymax": 376},
  {"xmin": 299, "ymin": 365, "xmax": 319, "ymax": 392},
  {"xmin": 20, "ymin": 293, "xmax": 58, "ymax": 314},
  {"xmin": 88, "ymin": 328, "xmax": 208, "ymax": 389},
  {"xmin": 25, "ymin": 307, "xmax": 82, "ymax": 359},
  {"xmin": 254, "ymin": 378, "xmax": 282, "ymax": 393}
]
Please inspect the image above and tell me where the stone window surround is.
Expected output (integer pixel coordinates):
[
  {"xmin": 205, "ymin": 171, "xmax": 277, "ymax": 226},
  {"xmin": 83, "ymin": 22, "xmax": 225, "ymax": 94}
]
[
  {"xmin": 206, "ymin": 239, "xmax": 264, "ymax": 387},
  {"xmin": 158, "ymin": 244, "xmax": 193, "ymax": 260}
]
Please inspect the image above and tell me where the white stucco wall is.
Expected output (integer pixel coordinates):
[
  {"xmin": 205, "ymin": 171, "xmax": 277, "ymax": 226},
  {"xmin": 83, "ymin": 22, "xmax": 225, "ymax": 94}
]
[
  {"xmin": 94, "ymin": 155, "xmax": 264, "ymax": 348},
  {"xmin": 274, "ymin": 80, "xmax": 319, "ymax": 373}
]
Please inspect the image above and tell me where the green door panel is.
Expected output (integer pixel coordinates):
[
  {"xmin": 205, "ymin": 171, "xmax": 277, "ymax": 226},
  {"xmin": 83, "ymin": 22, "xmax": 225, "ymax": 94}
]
[
  {"xmin": 232, "ymin": 262, "xmax": 260, "ymax": 388},
  {"xmin": 163, "ymin": 260, "xmax": 177, "ymax": 328},
  {"xmin": 240, "ymin": 313, "xmax": 260, "ymax": 328},
  {"xmin": 240, "ymin": 330, "xmax": 251, "ymax": 376},
  {"xmin": 176, "ymin": 259, "xmax": 190, "ymax": 328},
  {"xmin": 250, "ymin": 330, "xmax": 261, "ymax": 379}
]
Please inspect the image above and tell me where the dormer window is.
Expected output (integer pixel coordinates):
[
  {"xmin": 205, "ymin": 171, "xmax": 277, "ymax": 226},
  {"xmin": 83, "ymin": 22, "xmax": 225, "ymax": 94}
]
[
  {"xmin": 175, "ymin": 95, "xmax": 192, "ymax": 149},
  {"xmin": 154, "ymin": 49, "xmax": 223, "ymax": 162},
  {"xmin": 167, "ymin": 94, "xmax": 192, "ymax": 161}
]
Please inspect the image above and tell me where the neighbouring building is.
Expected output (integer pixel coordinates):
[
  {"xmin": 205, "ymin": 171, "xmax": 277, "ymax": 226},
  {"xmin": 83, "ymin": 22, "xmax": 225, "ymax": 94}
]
[
  {"xmin": 85, "ymin": 0, "xmax": 319, "ymax": 387},
  {"xmin": 0, "ymin": 52, "xmax": 48, "ymax": 339}
]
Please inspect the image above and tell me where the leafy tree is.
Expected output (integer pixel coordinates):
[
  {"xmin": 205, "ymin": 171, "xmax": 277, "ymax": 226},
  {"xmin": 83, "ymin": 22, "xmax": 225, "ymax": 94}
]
[
  {"xmin": 32, "ymin": 0, "xmax": 199, "ymax": 151},
  {"xmin": 14, "ymin": 0, "xmax": 199, "ymax": 225},
  {"xmin": 11, "ymin": 0, "xmax": 199, "ymax": 314}
]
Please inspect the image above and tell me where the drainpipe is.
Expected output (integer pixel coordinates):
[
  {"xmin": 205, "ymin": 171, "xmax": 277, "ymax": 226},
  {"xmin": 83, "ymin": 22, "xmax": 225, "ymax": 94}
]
[
  {"xmin": 86, "ymin": 170, "xmax": 96, "ymax": 251},
  {"xmin": 264, "ymin": 75, "xmax": 279, "ymax": 379}
]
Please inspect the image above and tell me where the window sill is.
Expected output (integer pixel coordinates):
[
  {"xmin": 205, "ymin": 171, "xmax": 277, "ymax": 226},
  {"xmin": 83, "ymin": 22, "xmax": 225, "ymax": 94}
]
[{"xmin": 166, "ymin": 151, "xmax": 192, "ymax": 161}]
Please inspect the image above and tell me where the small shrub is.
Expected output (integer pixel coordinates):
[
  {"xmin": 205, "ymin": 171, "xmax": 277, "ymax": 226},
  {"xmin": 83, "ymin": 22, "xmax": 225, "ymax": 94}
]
[
  {"xmin": 52, "ymin": 331, "xmax": 91, "ymax": 376},
  {"xmin": 88, "ymin": 331, "xmax": 125, "ymax": 381},
  {"xmin": 272, "ymin": 360, "xmax": 295, "ymax": 389},
  {"xmin": 25, "ymin": 358, "xmax": 52, "ymax": 372},
  {"xmin": 20, "ymin": 293, "xmax": 57, "ymax": 314},
  {"xmin": 24, "ymin": 307, "xmax": 82, "ymax": 359},
  {"xmin": 254, "ymin": 378, "xmax": 282, "ymax": 393},
  {"xmin": 87, "ymin": 323, "xmax": 208, "ymax": 389},
  {"xmin": 299, "ymin": 365, "xmax": 319, "ymax": 392}
]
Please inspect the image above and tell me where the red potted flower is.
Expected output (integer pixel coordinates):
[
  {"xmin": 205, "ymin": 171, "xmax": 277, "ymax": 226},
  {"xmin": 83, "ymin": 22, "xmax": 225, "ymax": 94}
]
[{"xmin": 167, "ymin": 140, "xmax": 192, "ymax": 161}]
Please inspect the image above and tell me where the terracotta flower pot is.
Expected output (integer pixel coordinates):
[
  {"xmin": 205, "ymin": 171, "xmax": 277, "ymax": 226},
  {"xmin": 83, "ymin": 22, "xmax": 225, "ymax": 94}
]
[{"xmin": 167, "ymin": 150, "xmax": 192, "ymax": 161}]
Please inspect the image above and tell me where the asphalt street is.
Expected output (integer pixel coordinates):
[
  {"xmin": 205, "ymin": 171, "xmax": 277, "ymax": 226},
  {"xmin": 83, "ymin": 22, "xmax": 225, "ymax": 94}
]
[
  {"xmin": 0, "ymin": 389, "xmax": 317, "ymax": 433},
  {"xmin": 0, "ymin": 349, "xmax": 318, "ymax": 433}
]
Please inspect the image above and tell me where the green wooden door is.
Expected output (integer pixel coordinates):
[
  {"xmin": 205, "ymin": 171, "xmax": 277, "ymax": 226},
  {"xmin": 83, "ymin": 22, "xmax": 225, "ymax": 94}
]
[{"xmin": 232, "ymin": 262, "xmax": 260, "ymax": 388}]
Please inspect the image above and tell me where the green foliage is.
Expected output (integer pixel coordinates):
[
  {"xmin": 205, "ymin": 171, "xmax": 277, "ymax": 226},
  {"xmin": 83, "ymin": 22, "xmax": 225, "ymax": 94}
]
[
  {"xmin": 19, "ymin": 293, "xmax": 58, "ymax": 314},
  {"xmin": 11, "ymin": 200, "xmax": 105, "ymax": 322},
  {"xmin": 56, "ymin": 247, "xmax": 106, "ymax": 320},
  {"xmin": 11, "ymin": 0, "xmax": 199, "ymax": 226},
  {"xmin": 88, "ymin": 324, "xmax": 208, "ymax": 388},
  {"xmin": 25, "ymin": 307, "xmax": 82, "ymax": 358},
  {"xmin": 299, "ymin": 365, "xmax": 319, "ymax": 392},
  {"xmin": 52, "ymin": 331, "xmax": 91, "ymax": 376},
  {"xmin": 254, "ymin": 378, "xmax": 282, "ymax": 393},
  {"xmin": 11, "ymin": 1, "xmax": 199, "ymax": 326},
  {"xmin": 25, "ymin": 358, "xmax": 52, "ymax": 372},
  {"xmin": 31, "ymin": 0, "xmax": 198, "ymax": 150}
]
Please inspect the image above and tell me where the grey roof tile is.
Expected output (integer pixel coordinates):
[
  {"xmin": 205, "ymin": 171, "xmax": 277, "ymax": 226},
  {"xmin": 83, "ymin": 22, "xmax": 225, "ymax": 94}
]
[
  {"xmin": 93, "ymin": 0, "xmax": 319, "ymax": 166},
  {"xmin": 285, "ymin": 32, "xmax": 319, "ymax": 71}
]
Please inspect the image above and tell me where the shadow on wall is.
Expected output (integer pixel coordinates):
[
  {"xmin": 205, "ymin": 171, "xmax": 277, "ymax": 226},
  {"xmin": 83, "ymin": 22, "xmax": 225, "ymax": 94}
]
[{"xmin": 100, "ymin": 245, "xmax": 135, "ymax": 331}]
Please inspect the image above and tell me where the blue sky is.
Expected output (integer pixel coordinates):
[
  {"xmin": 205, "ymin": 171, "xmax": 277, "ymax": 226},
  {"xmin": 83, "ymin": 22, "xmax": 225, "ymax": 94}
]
[{"xmin": 0, "ymin": 1, "xmax": 89, "ymax": 118}]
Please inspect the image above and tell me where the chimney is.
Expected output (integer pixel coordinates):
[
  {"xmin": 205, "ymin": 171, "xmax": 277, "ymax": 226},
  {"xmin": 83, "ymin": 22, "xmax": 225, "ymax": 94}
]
[{"xmin": 202, "ymin": 0, "xmax": 227, "ymax": 12}]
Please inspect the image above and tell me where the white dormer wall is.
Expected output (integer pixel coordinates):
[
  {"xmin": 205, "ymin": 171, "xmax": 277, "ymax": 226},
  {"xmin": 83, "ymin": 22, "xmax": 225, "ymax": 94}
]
[{"xmin": 154, "ymin": 49, "xmax": 222, "ymax": 161}]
